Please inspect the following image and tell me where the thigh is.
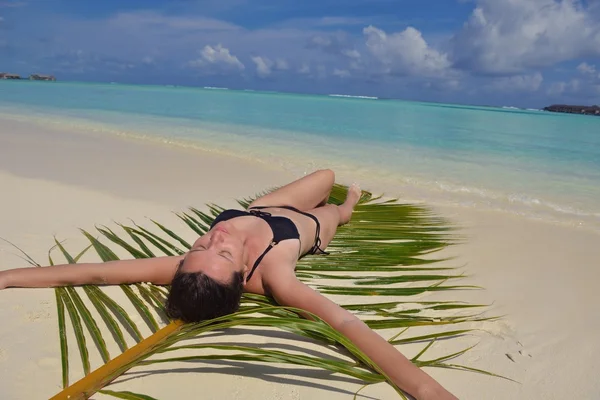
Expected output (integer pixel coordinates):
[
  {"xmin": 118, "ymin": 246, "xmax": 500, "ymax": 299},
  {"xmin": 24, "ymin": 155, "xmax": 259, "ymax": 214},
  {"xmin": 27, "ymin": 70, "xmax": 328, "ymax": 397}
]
[
  {"xmin": 249, "ymin": 169, "xmax": 335, "ymax": 212},
  {"xmin": 305, "ymin": 204, "xmax": 342, "ymax": 250}
]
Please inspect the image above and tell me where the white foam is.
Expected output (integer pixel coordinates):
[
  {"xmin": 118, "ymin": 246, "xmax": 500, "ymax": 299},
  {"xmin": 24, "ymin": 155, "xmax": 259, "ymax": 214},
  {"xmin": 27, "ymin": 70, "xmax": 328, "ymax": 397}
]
[{"xmin": 328, "ymin": 94, "xmax": 378, "ymax": 100}]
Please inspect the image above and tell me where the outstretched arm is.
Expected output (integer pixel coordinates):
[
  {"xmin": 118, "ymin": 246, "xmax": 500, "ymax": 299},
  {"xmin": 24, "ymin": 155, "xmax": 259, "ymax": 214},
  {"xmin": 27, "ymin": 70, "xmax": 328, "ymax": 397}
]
[
  {"xmin": 0, "ymin": 255, "xmax": 184, "ymax": 289},
  {"xmin": 266, "ymin": 272, "xmax": 458, "ymax": 400}
]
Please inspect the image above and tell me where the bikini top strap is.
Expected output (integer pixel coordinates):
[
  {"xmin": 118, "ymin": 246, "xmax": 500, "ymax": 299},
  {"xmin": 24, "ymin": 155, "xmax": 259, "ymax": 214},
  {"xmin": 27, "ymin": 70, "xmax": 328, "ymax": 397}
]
[{"xmin": 246, "ymin": 238, "xmax": 277, "ymax": 282}]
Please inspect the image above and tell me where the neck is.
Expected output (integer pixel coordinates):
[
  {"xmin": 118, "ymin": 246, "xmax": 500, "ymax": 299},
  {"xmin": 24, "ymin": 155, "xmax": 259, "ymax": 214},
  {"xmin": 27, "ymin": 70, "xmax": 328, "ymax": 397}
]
[{"xmin": 237, "ymin": 225, "xmax": 253, "ymax": 266}]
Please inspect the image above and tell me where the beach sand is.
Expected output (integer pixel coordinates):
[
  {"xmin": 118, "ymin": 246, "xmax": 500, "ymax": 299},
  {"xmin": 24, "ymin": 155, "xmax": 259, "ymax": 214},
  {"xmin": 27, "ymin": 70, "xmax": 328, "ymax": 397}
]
[{"xmin": 1, "ymin": 118, "xmax": 599, "ymax": 399}]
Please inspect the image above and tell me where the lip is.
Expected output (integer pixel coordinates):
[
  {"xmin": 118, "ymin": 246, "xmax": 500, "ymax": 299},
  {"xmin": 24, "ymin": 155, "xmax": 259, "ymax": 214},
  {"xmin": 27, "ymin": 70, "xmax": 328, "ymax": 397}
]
[{"xmin": 214, "ymin": 225, "xmax": 229, "ymax": 234}]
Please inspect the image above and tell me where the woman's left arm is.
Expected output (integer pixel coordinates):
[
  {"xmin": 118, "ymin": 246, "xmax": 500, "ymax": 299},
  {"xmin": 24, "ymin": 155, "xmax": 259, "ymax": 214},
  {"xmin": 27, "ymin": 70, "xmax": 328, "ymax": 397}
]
[{"xmin": 265, "ymin": 272, "xmax": 458, "ymax": 400}]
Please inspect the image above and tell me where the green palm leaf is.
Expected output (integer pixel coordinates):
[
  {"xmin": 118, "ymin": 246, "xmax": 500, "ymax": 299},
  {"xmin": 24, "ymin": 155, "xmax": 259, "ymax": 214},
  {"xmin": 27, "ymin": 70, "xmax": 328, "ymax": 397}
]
[
  {"xmin": 99, "ymin": 389, "xmax": 160, "ymax": 400},
  {"xmin": 42, "ymin": 184, "xmax": 501, "ymax": 398},
  {"xmin": 55, "ymin": 288, "xmax": 69, "ymax": 388}
]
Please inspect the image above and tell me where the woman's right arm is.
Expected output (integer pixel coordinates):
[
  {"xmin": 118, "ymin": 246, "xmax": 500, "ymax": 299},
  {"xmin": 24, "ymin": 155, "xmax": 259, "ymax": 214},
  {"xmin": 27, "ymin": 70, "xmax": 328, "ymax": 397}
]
[
  {"xmin": 265, "ymin": 268, "xmax": 458, "ymax": 400},
  {"xmin": 0, "ymin": 255, "xmax": 184, "ymax": 289}
]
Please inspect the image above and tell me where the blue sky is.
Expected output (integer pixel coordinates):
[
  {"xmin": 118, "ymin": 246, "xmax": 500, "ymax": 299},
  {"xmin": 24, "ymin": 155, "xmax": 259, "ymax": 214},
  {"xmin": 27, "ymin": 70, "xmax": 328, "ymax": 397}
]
[{"xmin": 1, "ymin": 0, "xmax": 600, "ymax": 107}]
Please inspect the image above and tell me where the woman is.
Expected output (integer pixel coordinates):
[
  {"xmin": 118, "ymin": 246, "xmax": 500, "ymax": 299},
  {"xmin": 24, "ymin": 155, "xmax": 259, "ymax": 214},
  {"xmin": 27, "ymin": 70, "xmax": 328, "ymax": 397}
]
[{"xmin": 0, "ymin": 169, "xmax": 457, "ymax": 400}]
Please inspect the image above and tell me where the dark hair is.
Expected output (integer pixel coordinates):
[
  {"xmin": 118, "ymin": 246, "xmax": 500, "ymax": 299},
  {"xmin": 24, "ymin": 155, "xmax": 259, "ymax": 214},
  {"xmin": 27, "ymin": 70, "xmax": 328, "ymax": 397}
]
[{"xmin": 166, "ymin": 261, "xmax": 244, "ymax": 323}]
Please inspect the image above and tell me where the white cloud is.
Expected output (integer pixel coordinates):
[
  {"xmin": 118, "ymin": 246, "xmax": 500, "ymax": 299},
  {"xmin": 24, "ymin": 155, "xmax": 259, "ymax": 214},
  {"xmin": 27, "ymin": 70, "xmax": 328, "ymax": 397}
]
[
  {"xmin": 363, "ymin": 25, "xmax": 451, "ymax": 77},
  {"xmin": 200, "ymin": 44, "xmax": 243, "ymax": 67},
  {"xmin": 451, "ymin": 0, "xmax": 600, "ymax": 74},
  {"xmin": 333, "ymin": 68, "xmax": 350, "ymax": 78},
  {"xmin": 188, "ymin": 44, "xmax": 244, "ymax": 71},
  {"xmin": 570, "ymin": 62, "xmax": 600, "ymax": 99},
  {"xmin": 577, "ymin": 62, "xmax": 597, "ymax": 76},
  {"xmin": 298, "ymin": 63, "xmax": 310, "ymax": 74},
  {"xmin": 547, "ymin": 79, "xmax": 581, "ymax": 96},
  {"xmin": 109, "ymin": 11, "xmax": 240, "ymax": 32},
  {"xmin": 309, "ymin": 35, "xmax": 333, "ymax": 48},
  {"xmin": 274, "ymin": 58, "xmax": 289, "ymax": 70},
  {"xmin": 252, "ymin": 56, "xmax": 272, "ymax": 77},
  {"xmin": 488, "ymin": 72, "xmax": 544, "ymax": 92},
  {"xmin": 349, "ymin": 60, "xmax": 362, "ymax": 70},
  {"xmin": 251, "ymin": 56, "xmax": 289, "ymax": 77},
  {"xmin": 341, "ymin": 49, "xmax": 360, "ymax": 59},
  {"xmin": 307, "ymin": 32, "xmax": 351, "ymax": 56}
]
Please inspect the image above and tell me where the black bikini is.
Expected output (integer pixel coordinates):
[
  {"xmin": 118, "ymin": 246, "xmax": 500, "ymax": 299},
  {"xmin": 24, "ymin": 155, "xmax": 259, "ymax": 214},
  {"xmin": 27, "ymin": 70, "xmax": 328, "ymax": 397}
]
[{"xmin": 209, "ymin": 205, "xmax": 329, "ymax": 281}]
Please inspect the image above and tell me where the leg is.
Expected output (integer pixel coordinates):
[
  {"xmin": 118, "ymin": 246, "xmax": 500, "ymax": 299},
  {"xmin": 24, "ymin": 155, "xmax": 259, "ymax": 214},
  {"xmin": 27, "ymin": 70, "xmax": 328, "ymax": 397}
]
[
  {"xmin": 307, "ymin": 184, "xmax": 361, "ymax": 250},
  {"xmin": 249, "ymin": 169, "xmax": 335, "ymax": 211}
]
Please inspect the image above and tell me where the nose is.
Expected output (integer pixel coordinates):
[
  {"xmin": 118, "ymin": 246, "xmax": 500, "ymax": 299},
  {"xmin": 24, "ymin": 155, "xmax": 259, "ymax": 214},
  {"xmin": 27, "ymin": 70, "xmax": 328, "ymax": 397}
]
[{"xmin": 210, "ymin": 230, "xmax": 227, "ymax": 246}]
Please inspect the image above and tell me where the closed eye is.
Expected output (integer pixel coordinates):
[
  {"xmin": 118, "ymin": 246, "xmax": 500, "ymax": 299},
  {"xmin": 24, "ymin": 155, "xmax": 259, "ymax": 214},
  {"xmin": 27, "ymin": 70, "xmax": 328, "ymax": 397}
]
[
  {"xmin": 220, "ymin": 250, "xmax": 233, "ymax": 261},
  {"xmin": 191, "ymin": 246, "xmax": 232, "ymax": 263}
]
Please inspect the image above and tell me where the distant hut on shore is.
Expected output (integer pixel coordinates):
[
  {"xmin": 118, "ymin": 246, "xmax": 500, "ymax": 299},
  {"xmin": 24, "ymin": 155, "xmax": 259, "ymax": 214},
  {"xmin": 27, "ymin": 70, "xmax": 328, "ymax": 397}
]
[
  {"xmin": 29, "ymin": 74, "xmax": 56, "ymax": 81},
  {"xmin": 543, "ymin": 104, "xmax": 600, "ymax": 116},
  {"xmin": 0, "ymin": 72, "xmax": 22, "ymax": 80}
]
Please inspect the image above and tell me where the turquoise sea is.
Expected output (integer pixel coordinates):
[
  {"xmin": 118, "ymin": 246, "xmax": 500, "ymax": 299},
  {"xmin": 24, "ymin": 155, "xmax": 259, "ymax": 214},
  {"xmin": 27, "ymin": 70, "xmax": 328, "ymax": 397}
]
[{"xmin": 1, "ymin": 81, "xmax": 599, "ymax": 231}]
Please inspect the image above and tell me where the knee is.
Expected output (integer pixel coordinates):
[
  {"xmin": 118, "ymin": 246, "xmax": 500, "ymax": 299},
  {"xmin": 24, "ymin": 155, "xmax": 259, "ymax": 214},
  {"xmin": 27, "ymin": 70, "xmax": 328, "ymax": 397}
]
[{"xmin": 318, "ymin": 169, "xmax": 335, "ymax": 184}]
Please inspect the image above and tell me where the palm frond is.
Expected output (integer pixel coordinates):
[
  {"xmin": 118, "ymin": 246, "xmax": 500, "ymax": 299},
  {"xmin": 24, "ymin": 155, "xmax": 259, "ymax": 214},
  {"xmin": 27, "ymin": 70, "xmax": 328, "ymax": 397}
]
[{"xmin": 41, "ymin": 183, "xmax": 500, "ymax": 399}]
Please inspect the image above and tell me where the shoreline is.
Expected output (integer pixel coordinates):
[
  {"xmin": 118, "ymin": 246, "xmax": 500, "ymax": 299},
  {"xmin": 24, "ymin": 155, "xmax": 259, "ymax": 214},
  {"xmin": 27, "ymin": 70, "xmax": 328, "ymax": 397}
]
[
  {"xmin": 1, "ymin": 118, "xmax": 599, "ymax": 399},
  {"xmin": 0, "ymin": 116, "xmax": 295, "ymax": 208},
  {"xmin": 2, "ymin": 111, "xmax": 599, "ymax": 235}
]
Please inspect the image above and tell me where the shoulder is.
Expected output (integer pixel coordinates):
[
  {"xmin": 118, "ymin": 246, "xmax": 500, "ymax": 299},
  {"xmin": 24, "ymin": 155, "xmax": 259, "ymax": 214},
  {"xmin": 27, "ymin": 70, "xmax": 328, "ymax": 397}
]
[
  {"xmin": 260, "ymin": 258, "xmax": 297, "ymax": 297},
  {"xmin": 246, "ymin": 240, "xmax": 299, "ymax": 295}
]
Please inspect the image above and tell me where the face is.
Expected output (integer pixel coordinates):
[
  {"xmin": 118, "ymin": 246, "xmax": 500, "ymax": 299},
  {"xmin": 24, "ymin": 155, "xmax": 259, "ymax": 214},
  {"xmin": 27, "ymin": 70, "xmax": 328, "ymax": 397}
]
[{"xmin": 180, "ymin": 222, "xmax": 248, "ymax": 284}]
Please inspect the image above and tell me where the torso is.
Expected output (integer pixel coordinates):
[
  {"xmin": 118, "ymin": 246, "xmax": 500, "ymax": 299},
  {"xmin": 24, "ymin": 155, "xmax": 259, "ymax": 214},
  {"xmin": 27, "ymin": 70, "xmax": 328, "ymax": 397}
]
[{"xmin": 213, "ymin": 207, "xmax": 321, "ymax": 296}]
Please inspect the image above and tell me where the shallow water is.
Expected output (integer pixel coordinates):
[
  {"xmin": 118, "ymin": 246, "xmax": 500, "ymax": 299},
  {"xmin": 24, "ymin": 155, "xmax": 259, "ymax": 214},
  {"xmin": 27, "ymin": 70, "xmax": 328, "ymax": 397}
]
[{"xmin": 2, "ymin": 80, "xmax": 599, "ymax": 231}]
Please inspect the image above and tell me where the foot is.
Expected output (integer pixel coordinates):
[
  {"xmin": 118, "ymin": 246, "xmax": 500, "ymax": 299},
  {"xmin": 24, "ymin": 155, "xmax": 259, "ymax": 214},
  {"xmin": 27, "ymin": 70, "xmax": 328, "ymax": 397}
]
[
  {"xmin": 345, "ymin": 183, "xmax": 362, "ymax": 208},
  {"xmin": 339, "ymin": 183, "xmax": 361, "ymax": 224}
]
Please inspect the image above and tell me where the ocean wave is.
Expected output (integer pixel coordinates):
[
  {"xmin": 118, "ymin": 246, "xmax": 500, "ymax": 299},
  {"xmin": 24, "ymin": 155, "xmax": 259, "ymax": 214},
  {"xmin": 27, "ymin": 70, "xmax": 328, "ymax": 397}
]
[
  {"xmin": 328, "ymin": 94, "xmax": 378, "ymax": 100},
  {"xmin": 435, "ymin": 182, "xmax": 493, "ymax": 198},
  {"xmin": 433, "ymin": 180, "xmax": 600, "ymax": 219},
  {"xmin": 203, "ymin": 86, "xmax": 229, "ymax": 90},
  {"xmin": 506, "ymin": 194, "xmax": 600, "ymax": 218}
]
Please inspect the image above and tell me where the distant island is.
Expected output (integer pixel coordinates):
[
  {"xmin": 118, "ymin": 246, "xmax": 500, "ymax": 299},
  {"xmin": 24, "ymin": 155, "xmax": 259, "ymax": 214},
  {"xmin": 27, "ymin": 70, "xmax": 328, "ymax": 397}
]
[
  {"xmin": 543, "ymin": 104, "xmax": 600, "ymax": 116},
  {"xmin": 0, "ymin": 72, "xmax": 56, "ymax": 81}
]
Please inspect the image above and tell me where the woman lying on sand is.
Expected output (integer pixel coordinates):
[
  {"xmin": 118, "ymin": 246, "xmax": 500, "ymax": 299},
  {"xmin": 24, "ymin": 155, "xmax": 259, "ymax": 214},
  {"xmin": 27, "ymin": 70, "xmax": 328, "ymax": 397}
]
[{"xmin": 0, "ymin": 169, "xmax": 457, "ymax": 400}]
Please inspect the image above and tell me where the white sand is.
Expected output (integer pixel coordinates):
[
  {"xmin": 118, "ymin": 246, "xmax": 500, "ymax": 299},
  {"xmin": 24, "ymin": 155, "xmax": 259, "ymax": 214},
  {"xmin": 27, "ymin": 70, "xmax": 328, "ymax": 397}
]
[{"xmin": 1, "ymin": 118, "xmax": 599, "ymax": 399}]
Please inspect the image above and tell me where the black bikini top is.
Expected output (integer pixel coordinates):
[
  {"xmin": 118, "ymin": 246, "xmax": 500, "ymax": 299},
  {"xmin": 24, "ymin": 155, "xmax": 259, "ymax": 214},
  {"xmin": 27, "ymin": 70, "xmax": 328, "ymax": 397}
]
[{"xmin": 209, "ymin": 206, "xmax": 328, "ymax": 281}]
